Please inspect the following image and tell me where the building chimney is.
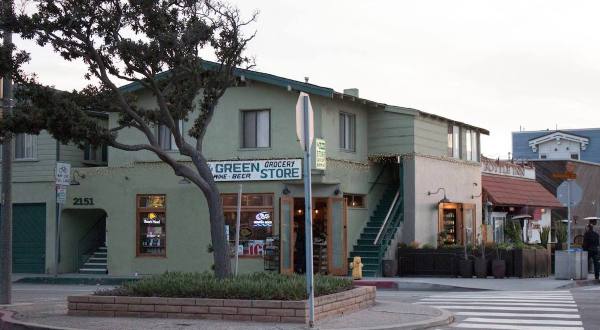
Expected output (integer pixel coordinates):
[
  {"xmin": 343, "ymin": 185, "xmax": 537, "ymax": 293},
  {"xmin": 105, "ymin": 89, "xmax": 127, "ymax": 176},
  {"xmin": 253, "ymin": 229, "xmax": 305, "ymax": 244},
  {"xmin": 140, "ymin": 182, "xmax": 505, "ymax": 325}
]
[{"xmin": 343, "ymin": 88, "xmax": 359, "ymax": 98}]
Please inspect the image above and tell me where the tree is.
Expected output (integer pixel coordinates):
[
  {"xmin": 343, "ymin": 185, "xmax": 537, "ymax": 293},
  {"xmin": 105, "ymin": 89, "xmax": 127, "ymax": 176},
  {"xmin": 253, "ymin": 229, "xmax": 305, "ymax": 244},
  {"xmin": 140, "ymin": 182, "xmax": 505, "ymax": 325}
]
[{"xmin": 3, "ymin": 0, "xmax": 256, "ymax": 278}]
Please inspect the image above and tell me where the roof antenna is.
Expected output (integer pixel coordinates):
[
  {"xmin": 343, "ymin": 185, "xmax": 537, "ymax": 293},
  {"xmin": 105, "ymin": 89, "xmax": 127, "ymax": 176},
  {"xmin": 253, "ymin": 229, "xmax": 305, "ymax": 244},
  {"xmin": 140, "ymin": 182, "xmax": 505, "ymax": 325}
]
[
  {"xmin": 304, "ymin": 77, "xmax": 309, "ymax": 83},
  {"xmin": 555, "ymin": 123, "xmax": 558, "ymax": 131}
]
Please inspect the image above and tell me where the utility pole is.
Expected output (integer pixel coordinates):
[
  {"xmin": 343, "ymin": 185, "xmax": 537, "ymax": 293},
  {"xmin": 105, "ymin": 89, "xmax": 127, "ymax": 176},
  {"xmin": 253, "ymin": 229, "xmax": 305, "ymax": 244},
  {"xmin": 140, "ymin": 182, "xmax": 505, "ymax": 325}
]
[{"xmin": 0, "ymin": 0, "xmax": 15, "ymax": 305}]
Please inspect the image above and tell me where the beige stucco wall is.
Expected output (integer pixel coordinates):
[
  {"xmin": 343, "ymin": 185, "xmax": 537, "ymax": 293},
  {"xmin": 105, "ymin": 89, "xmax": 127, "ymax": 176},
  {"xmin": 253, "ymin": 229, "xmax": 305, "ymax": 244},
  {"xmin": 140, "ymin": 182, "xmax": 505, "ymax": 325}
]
[{"xmin": 403, "ymin": 155, "xmax": 482, "ymax": 246}]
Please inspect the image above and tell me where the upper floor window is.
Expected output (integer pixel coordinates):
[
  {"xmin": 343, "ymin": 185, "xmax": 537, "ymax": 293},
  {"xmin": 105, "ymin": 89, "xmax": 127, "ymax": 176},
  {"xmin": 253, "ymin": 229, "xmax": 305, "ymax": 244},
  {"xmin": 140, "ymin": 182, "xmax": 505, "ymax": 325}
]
[
  {"xmin": 157, "ymin": 121, "xmax": 184, "ymax": 151},
  {"xmin": 242, "ymin": 109, "xmax": 270, "ymax": 148},
  {"xmin": 339, "ymin": 112, "xmax": 356, "ymax": 152},
  {"xmin": 448, "ymin": 125, "xmax": 460, "ymax": 158},
  {"xmin": 84, "ymin": 144, "xmax": 107, "ymax": 164},
  {"xmin": 14, "ymin": 133, "xmax": 36, "ymax": 160},
  {"xmin": 464, "ymin": 129, "xmax": 479, "ymax": 162},
  {"xmin": 571, "ymin": 153, "xmax": 579, "ymax": 160}
]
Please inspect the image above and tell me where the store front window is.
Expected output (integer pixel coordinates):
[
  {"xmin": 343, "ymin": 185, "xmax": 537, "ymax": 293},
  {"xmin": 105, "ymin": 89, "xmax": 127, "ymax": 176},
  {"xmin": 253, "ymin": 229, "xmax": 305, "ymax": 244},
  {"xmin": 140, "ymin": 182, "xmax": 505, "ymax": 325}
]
[
  {"xmin": 222, "ymin": 193, "xmax": 274, "ymax": 257},
  {"xmin": 136, "ymin": 195, "xmax": 166, "ymax": 256}
]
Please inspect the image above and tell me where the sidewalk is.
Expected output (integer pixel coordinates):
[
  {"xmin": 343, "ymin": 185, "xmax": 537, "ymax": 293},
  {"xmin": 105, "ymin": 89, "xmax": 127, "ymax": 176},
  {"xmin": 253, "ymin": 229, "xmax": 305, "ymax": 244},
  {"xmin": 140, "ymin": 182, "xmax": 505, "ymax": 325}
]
[
  {"xmin": 356, "ymin": 274, "xmax": 600, "ymax": 291},
  {"xmin": 1, "ymin": 300, "xmax": 451, "ymax": 330}
]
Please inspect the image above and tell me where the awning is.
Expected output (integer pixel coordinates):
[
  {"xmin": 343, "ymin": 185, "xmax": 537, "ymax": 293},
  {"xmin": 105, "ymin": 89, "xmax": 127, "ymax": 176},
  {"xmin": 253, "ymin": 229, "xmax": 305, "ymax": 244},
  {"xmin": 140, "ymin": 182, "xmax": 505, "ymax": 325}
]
[{"xmin": 482, "ymin": 174, "xmax": 563, "ymax": 208}]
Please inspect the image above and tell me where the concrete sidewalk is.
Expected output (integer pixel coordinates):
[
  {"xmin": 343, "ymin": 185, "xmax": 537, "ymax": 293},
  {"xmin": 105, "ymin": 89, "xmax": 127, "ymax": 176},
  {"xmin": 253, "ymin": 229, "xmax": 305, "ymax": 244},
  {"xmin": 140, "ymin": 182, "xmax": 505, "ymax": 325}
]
[
  {"xmin": 1, "ymin": 299, "xmax": 451, "ymax": 330},
  {"xmin": 356, "ymin": 274, "xmax": 600, "ymax": 291}
]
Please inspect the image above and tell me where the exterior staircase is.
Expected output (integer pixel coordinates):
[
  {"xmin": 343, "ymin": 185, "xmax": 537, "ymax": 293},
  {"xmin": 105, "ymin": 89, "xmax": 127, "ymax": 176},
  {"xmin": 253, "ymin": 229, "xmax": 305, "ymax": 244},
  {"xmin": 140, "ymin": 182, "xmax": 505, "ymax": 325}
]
[
  {"xmin": 349, "ymin": 185, "xmax": 404, "ymax": 277},
  {"xmin": 79, "ymin": 246, "xmax": 108, "ymax": 275}
]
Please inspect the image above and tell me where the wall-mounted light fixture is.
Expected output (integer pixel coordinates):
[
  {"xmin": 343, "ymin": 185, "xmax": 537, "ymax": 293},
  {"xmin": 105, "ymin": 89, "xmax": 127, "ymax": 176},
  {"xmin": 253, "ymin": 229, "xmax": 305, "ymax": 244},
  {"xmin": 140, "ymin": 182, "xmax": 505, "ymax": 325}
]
[
  {"xmin": 178, "ymin": 177, "xmax": 191, "ymax": 184},
  {"xmin": 334, "ymin": 184, "xmax": 341, "ymax": 196},
  {"xmin": 282, "ymin": 186, "xmax": 291, "ymax": 195},
  {"xmin": 428, "ymin": 187, "xmax": 449, "ymax": 204},
  {"xmin": 70, "ymin": 170, "xmax": 86, "ymax": 186},
  {"xmin": 471, "ymin": 182, "xmax": 482, "ymax": 199}
]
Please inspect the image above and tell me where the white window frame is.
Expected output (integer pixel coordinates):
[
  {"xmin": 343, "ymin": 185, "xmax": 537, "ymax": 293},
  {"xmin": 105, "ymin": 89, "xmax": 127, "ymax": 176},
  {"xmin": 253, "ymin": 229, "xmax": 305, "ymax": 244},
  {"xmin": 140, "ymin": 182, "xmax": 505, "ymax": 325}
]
[
  {"xmin": 339, "ymin": 112, "xmax": 356, "ymax": 152},
  {"xmin": 241, "ymin": 109, "xmax": 271, "ymax": 149},
  {"xmin": 157, "ymin": 120, "xmax": 184, "ymax": 151},
  {"xmin": 14, "ymin": 133, "xmax": 37, "ymax": 160},
  {"xmin": 452, "ymin": 125, "xmax": 460, "ymax": 159}
]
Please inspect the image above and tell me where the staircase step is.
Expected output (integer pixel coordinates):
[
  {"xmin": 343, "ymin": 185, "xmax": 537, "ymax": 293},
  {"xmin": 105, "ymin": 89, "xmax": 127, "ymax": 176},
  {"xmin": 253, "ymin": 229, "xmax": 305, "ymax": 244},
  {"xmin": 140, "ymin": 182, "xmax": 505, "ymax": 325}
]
[
  {"xmin": 356, "ymin": 239, "xmax": 375, "ymax": 245},
  {"xmin": 361, "ymin": 271, "xmax": 378, "ymax": 277},
  {"xmin": 89, "ymin": 257, "xmax": 107, "ymax": 261},
  {"xmin": 83, "ymin": 263, "xmax": 108, "ymax": 269},
  {"xmin": 97, "ymin": 246, "xmax": 107, "ymax": 251},
  {"xmin": 361, "ymin": 264, "xmax": 380, "ymax": 271},
  {"xmin": 79, "ymin": 268, "xmax": 108, "ymax": 274},
  {"xmin": 349, "ymin": 251, "xmax": 378, "ymax": 258}
]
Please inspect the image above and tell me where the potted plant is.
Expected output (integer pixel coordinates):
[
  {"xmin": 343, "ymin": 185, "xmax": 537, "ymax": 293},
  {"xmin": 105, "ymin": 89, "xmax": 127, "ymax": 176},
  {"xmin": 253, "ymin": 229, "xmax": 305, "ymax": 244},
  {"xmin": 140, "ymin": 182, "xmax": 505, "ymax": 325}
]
[
  {"xmin": 554, "ymin": 221, "xmax": 567, "ymax": 251},
  {"xmin": 458, "ymin": 243, "xmax": 473, "ymax": 278},
  {"xmin": 492, "ymin": 243, "xmax": 506, "ymax": 278},
  {"xmin": 474, "ymin": 231, "xmax": 487, "ymax": 278}
]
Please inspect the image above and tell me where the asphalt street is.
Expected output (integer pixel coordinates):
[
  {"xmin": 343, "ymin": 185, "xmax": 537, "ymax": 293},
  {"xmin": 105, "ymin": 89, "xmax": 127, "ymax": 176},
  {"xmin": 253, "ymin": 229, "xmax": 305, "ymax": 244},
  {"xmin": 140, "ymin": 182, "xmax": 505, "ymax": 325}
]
[
  {"xmin": 2, "ymin": 283, "xmax": 600, "ymax": 329},
  {"xmin": 378, "ymin": 286, "xmax": 600, "ymax": 330}
]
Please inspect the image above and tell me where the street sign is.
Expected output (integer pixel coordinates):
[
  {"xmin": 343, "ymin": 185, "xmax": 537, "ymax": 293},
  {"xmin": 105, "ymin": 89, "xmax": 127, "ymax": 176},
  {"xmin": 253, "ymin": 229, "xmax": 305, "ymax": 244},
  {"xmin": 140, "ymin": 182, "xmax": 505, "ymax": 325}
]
[
  {"xmin": 557, "ymin": 180, "xmax": 582, "ymax": 207},
  {"xmin": 56, "ymin": 185, "xmax": 67, "ymax": 204},
  {"xmin": 55, "ymin": 162, "xmax": 71, "ymax": 185},
  {"xmin": 315, "ymin": 138, "xmax": 326, "ymax": 170},
  {"xmin": 295, "ymin": 92, "xmax": 314, "ymax": 151},
  {"xmin": 552, "ymin": 172, "xmax": 577, "ymax": 180}
]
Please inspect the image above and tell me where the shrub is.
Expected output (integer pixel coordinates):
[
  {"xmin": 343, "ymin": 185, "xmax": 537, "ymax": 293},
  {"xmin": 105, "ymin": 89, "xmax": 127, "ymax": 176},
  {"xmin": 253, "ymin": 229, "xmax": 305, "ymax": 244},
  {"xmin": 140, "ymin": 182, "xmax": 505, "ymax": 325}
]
[
  {"xmin": 408, "ymin": 241, "xmax": 420, "ymax": 249},
  {"xmin": 95, "ymin": 272, "xmax": 353, "ymax": 301},
  {"xmin": 421, "ymin": 243, "xmax": 435, "ymax": 249},
  {"xmin": 540, "ymin": 226, "xmax": 550, "ymax": 246}
]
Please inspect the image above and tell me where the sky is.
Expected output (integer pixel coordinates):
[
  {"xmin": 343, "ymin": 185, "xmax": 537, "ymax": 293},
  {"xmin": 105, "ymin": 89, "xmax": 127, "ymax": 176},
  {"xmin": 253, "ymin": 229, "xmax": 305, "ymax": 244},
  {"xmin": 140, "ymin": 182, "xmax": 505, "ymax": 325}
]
[{"xmin": 13, "ymin": 0, "xmax": 600, "ymax": 158}]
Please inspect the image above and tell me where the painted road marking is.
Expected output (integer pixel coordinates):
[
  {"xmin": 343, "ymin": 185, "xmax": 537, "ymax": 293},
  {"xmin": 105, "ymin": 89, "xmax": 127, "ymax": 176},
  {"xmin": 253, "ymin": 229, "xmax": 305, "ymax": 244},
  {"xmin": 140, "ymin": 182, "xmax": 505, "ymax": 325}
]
[
  {"xmin": 433, "ymin": 306, "xmax": 578, "ymax": 312},
  {"xmin": 463, "ymin": 318, "xmax": 582, "ymax": 326},
  {"xmin": 418, "ymin": 301, "xmax": 576, "ymax": 307},
  {"xmin": 455, "ymin": 312, "xmax": 580, "ymax": 319},
  {"xmin": 452, "ymin": 323, "xmax": 583, "ymax": 330},
  {"xmin": 420, "ymin": 290, "xmax": 582, "ymax": 329}
]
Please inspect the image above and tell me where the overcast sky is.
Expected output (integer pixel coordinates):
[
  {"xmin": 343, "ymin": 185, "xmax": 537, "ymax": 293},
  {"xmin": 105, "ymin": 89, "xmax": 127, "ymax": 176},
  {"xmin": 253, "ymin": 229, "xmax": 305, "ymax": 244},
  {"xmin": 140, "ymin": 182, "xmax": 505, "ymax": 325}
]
[{"xmin": 13, "ymin": 0, "xmax": 600, "ymax": 158}]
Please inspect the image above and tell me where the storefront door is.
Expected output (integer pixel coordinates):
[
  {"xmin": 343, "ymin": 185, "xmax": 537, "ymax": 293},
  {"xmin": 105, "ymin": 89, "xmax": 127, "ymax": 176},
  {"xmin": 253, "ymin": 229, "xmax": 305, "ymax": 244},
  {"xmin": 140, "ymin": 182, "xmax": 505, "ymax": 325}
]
[
  {"xmin": 327, "ymin": 197, "xmax": 347, "ymax": 275},
  {"xmin": 279, "ymin": 197, "xmax": 347, "ymax": 275},
  {"xmin": 279, "ymin": 196, "xmax": 294, "ymax": 274}
]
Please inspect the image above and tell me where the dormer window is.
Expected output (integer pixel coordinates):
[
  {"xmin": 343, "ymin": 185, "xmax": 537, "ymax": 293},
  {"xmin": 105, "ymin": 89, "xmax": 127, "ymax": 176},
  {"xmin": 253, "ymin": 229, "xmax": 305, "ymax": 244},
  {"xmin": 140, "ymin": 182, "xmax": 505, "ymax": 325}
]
[{"xmin": 529, "ymin": 131, "xmax": 588, "ymax": 161}]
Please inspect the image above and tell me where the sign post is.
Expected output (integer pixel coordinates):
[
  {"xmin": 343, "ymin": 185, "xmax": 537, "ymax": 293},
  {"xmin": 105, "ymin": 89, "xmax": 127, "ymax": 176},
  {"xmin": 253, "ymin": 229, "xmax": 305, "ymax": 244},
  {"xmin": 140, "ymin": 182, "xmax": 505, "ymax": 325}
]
[
  {"xmin": 296, "ymin": 92, "xmax": 315, "ymax": 327},
  {"xmin": 54, "ymin": 162, "xmax": 71, "ymax": 276}
]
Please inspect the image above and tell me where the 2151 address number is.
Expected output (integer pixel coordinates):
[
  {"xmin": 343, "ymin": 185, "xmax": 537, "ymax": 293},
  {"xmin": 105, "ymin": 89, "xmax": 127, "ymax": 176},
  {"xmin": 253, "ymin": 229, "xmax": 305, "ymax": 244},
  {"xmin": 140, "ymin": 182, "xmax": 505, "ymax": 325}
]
[{"xmin": 73, "ymin": 197, "xmax": 94, "ymax": 206}]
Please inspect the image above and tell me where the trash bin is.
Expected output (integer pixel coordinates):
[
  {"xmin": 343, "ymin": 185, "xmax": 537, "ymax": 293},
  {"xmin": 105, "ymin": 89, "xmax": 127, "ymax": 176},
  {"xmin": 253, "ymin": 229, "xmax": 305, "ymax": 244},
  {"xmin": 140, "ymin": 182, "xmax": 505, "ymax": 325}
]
[
  {"xmin": 382, "ymin": 259, "xmax": 398, "ymax": 277},
  {"xmin": 555, "ymin": 250, "xmax": 588, "ymax": 280}
]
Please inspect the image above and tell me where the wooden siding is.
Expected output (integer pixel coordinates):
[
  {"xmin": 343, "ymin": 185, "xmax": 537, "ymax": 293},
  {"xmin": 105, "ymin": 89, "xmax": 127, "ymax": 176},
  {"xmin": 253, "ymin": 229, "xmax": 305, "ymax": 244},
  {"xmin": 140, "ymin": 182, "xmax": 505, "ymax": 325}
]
[
  {"xmin": 59, "ymin": 144, "xmax": 85, "ymax": 167},
  {"xmin": 6, "ymin": 131, "xmax": 57, "ymax": 183},
  {"xmin": 367, "ymin": 109, "xmax": 414, "ymax": 156},
  {"xmin": 413, "ymin": 116, "xmax": 448, "ymax": 157}
]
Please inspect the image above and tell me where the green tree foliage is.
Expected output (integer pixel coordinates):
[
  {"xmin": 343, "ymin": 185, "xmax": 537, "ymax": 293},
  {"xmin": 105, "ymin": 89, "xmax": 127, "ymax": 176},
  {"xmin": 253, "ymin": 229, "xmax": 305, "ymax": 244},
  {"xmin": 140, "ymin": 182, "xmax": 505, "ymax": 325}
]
[{"xmin": 1, "ymin": 0, "xmax": 257, "ymax": 278}]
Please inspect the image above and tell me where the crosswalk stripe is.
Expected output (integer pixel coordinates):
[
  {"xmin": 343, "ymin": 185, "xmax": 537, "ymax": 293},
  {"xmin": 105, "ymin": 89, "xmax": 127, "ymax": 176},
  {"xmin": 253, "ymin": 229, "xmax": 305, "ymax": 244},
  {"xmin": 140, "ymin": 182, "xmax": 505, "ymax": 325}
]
[
  {"xmin": 452, "ymin": 323, "xmax": 583, "ymax": 330},
  {"xmin": 421, "ymin": 299, "xmax": 575, "ymax": 303},
  {"xmin": 418, "ymin": 301, "xmax": 576, "ymax": 307},
  {"xmin": 455, "ymin": 312, "xmax": 580, "ymax": 319},
  {"xmin": 463, "ymin": 318, "xmax": 582, "ymax": 326},
  {"xmin": 432, "ymin": 305, "xmax": 578, "ymax": 312},
  {"xmin": 430, "ymin": 295, "xmax": 573, "ymax": 299}
]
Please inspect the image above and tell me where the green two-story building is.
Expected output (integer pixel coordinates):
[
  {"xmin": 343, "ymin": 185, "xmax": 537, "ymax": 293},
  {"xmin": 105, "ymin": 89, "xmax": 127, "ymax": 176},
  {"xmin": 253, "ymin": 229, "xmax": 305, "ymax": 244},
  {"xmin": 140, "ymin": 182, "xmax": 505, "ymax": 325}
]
[{"xmin": 1, "ymin": 68, "xmax": 488, "ymax": 277}]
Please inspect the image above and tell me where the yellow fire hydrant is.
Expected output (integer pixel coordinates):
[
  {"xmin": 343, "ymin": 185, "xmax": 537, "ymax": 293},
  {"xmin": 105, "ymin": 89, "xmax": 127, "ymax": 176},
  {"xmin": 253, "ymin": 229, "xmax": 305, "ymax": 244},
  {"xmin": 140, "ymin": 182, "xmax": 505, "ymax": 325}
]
[{"xmin": 349, "ymin": 256, "xmax": 363, "ymax": 280}]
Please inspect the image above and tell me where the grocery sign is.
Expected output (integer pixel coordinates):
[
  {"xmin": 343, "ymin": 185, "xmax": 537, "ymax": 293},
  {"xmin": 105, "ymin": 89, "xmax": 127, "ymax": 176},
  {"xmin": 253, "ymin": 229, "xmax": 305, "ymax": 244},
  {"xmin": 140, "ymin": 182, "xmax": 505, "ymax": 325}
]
[{"xmin": 209, "ymin": 159, "xmax": 302, "ymax": 182}]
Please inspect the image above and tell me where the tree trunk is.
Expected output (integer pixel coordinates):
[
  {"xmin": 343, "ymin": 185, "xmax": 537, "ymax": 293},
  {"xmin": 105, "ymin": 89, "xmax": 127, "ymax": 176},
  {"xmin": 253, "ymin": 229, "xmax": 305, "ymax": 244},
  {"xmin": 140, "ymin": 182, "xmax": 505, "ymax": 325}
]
[{"xmin": 191, "ymin": 156, "xmax": 231, "ymax": 279}]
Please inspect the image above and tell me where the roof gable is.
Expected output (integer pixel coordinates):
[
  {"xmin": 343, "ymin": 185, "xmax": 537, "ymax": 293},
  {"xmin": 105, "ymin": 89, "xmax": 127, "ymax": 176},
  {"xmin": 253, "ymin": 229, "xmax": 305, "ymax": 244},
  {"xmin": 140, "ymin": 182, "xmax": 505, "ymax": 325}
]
[{"xmin": 528, "ymin": 131, "xmax": 589, "ymax": 151}]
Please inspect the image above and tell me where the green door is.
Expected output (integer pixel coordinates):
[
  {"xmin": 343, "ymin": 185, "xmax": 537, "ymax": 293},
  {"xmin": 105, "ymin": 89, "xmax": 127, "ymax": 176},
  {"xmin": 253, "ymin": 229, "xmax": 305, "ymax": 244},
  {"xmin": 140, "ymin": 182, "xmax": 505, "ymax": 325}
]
[{"xmin": 0, "ymin": 204, "xmax": 46, "ymax": 273}]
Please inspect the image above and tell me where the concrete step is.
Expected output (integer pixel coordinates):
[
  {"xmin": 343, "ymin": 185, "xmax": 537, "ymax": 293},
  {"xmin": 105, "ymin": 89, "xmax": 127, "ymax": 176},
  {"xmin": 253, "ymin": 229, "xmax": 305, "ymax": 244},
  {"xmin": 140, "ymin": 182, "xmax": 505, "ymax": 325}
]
[
  {"xmin": 79, "ymin": 268, "xmax": 108, "ymax": 274},
  {"xmin": 83, "ymin": 263, "xmax": 108, "ymax": 269}
]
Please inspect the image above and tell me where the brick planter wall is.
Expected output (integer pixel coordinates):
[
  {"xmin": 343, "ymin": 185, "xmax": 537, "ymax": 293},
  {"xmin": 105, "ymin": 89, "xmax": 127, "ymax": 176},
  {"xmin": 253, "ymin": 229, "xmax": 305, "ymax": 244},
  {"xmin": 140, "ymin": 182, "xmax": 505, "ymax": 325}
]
[{"xmin": 67, "ymin": 286, "xmax": 375, "ymax": 324}]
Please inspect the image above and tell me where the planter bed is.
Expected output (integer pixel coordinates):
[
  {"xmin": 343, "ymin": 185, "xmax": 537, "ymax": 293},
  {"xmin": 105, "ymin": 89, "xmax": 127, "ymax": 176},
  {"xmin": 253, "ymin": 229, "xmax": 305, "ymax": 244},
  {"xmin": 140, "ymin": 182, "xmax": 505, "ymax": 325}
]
[{"xmin": 67, "ymin": 286, "xmax": 375, "ymax": 323}]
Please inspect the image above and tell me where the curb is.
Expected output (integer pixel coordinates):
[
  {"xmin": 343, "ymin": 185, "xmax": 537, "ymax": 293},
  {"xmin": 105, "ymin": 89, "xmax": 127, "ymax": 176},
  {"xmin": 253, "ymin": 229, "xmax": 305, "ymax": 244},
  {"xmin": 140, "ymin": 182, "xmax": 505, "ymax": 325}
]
[
  {"xmin": 14, "ymin": 277, "xmax": 138, "ymax": 286},
  {"xmin": 355, "ymin": 280, "xmax": 488, "ymax": 292},
  {"xmin": 322, "ymin": 306, "xmax": 454, "ymax": 330},
  {"xmin": 557, "ymin": 278, "xmax": 600, "ymax": 289},
  {"xmin": 0, "ymin": 310, "xmax": 80, "ymax": 330}
]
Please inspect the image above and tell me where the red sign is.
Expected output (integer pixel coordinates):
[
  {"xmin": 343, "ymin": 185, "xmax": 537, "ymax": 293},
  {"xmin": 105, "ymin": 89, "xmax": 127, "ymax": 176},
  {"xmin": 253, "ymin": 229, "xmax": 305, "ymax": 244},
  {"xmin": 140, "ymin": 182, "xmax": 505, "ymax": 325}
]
[{"xmin": 552, "ymin": 172, "xmax": 577, "ymax": 179}]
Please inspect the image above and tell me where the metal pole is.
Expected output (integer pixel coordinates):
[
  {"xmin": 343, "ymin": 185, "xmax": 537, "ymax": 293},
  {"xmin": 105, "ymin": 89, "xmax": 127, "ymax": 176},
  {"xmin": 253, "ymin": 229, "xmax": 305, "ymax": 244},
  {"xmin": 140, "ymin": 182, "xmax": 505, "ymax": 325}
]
[
  {"xmin": 302, "ymin": 95, "xmax": 315, "ymax": 328},
  {"xmin": 234, "ymin": 184, "xmax": 242, "ymax": 275},
  {"xmin": 0, "ymin": 7, "xmax": 14, "ymax": 303},
  {"xmin": 567, "ymin": 180, "xmax": 572, "ymax": 251},
  {"xmin": 54, "ymin": 201, "xmax": 61, "ymax": 276}
]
